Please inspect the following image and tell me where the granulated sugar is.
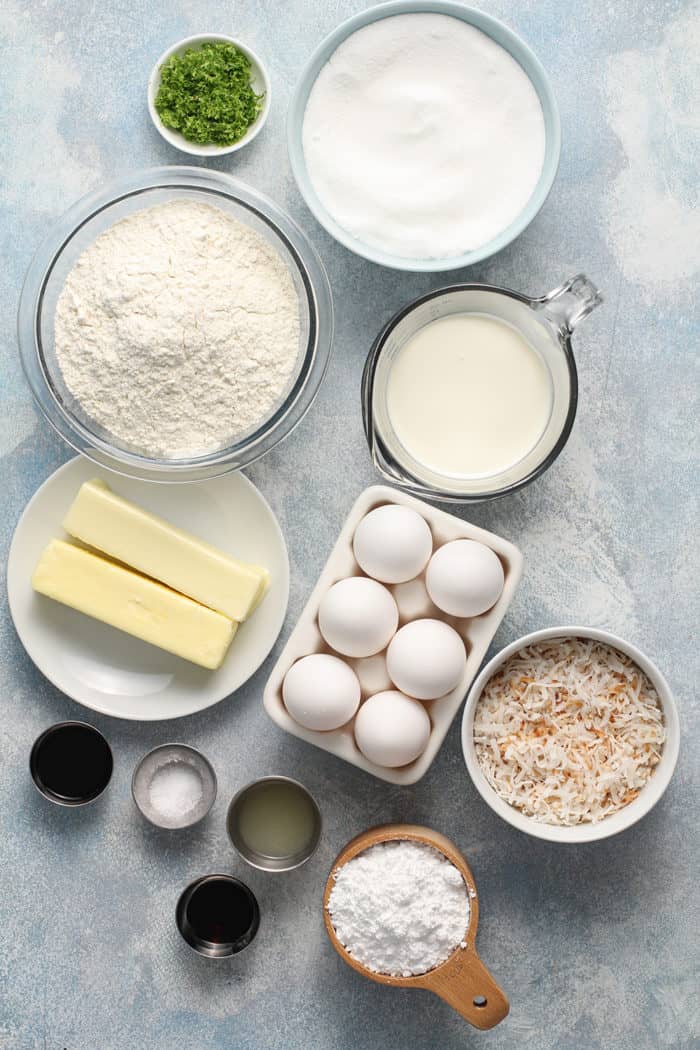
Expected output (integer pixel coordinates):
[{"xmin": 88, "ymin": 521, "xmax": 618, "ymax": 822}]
[
  {"xmin": 303, "ymin": 13, "xmax": 545, "ymax": 260},
  {"xmin": 327, "ymin": 840, "xmax": 469, "ymax": 976}
]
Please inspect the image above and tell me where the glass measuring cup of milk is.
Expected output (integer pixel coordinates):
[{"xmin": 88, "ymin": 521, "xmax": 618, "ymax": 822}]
[{"xmin": 362, "ymin": 275, "xmax": 602, "ymax": 502}]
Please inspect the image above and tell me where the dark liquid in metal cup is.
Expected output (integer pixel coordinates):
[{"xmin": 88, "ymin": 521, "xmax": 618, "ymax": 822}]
[
  {"xmin": 186, "ymin": 879, "xmax": 255, "ymax": 943},
  {"xmin": 30, "ymin": 722, "xmax": 113, "ymax": 805},
  {"xmin": 177, "ymin": 875, "xmax": 260, "ymax": 957}
]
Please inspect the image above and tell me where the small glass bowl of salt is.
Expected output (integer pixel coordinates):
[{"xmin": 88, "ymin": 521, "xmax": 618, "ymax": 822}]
[{"xmin": 132, "ymin": 744, "xmax": 217, "ymax": 829}]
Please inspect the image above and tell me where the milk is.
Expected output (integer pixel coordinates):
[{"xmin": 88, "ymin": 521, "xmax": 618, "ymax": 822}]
[{"xmin": 386, "ymin": 314, "xmax": 552, "ymax": 479}]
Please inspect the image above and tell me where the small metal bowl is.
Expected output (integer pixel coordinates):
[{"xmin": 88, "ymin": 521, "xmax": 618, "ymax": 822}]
[
  {"xmin": 132, "ymin": 743, "xmax": 217, "ymax": 829},
  {"xmin": 176, "ymin": 874, "xmax": 260, "ymax": 958},
  {"xmin": 226, "ymin": 775, "xmax": 322, "ymax": 872},
  {"xmin": 30, "ymin": 721, "xmax": 113, "ymax": 806}
]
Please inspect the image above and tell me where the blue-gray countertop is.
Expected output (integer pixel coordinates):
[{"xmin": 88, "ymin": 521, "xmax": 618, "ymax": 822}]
[{"xmin": 1, "ymin": 2, "xmax": 698, "ymax": 1048}]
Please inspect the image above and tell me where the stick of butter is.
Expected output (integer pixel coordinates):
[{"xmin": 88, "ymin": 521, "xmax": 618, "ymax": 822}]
[
  {"xmin": 32, "ymin": 540, "xmax": 237, "ymax": 670},
  {"xmin": 63, "ymin": 480, "xmax": 269, "ymax": 622}
]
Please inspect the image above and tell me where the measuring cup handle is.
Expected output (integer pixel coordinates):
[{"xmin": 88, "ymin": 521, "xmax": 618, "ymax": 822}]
[
  {"xmin": 421, "ymin": 948, "xmax": 509, "ymax": 1029},
  {"xmin": 535, "ymin": 273, "xmax": 603, "ymax": 333}
]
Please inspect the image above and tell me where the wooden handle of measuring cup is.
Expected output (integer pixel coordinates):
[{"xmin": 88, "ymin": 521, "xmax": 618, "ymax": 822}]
[{"xmin": 419, "ymin": 948, "xmax": 509, "ymax": 1030}]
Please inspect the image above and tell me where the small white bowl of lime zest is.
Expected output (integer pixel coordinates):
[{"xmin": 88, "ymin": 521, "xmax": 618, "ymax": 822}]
[{"xmin": 147, "ymin": 33, "xmax": 271, "ymax": 157}]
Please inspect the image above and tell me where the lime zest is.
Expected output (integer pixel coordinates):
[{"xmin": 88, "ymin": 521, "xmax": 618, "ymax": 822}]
[{"xmin": 155, "ymin": 42, "xmax": 264, "ymax": 146}]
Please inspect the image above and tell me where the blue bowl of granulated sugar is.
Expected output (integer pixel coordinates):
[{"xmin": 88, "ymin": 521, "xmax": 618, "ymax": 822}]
[{"xmin": 288, "ymin": 0, "xmax": 561, "ymax": 272}]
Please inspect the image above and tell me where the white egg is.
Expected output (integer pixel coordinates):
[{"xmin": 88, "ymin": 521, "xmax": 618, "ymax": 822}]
[
  {"xmin": 387, "ymin": 619, "xmax": 466, "ymax": 700},
  {"xmin": 282, "ymin": 654, "xmax": 361, "ymax": 731},
  {"xmin": 318, "ymin": 577, "xmax": 399, "ymax": 657},
  {"xmin": 426, "ymin": 539, "xmax": 505, "ymax": 618},
  {"xmin": 353, "ymin": 504, "xmax": 433, "ymax": 584},
  {"xmin": 354, "ymin": 690, "xmax": 431, "ymax": 767}
]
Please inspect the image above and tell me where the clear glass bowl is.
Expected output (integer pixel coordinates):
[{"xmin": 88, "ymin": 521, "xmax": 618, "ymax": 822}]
[
  {"xmin": 362, "ymin": 275, "xmax": 602, "ymax": 502},
  {"xmin": 18, "ymin": 167, "xmax": 333, "ymax": 482}
]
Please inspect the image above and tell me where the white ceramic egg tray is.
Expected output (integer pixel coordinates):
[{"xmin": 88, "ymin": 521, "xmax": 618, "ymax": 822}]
[{"xmin": 263, "ymin": 485, "xmax": 523, "ymax": 784}]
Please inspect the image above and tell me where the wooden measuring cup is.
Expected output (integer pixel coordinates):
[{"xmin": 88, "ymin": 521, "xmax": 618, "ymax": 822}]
[{"xmin": 323, "ymin": 824, "xmax": 509, "ymax": 1030}]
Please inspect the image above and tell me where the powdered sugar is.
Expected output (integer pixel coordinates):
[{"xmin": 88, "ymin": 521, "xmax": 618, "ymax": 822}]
[
  {"xmin": 327, "ymin": 840, "xmax": 470, "ymax": 976},
  {"xmin": 54, "ymin": 199, "xmax": 301, "ymax": 457}
]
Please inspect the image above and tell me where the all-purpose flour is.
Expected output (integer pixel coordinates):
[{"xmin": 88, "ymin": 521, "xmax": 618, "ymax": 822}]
[
  {"xmin": 54, "ymin": 199, "xmax": 301, "ymax": 457},
  {"xmin": 327, "ymin": 841, "xmax": 470, "ymax": 976},
  {"xmin": 302, "ymin": 14, "xmax": 546, "ymax": 260}
]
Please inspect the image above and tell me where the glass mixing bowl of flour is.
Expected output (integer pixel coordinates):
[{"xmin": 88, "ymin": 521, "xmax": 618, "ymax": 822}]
[{"xmin": 18, "ymin": 167, "xmax": 333, "ymax": 482}]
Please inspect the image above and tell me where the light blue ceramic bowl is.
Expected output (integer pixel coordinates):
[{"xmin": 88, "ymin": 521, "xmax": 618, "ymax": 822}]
[{"xmin": 288, "ymin": 0, "xmax": 561, "ymax": 272}]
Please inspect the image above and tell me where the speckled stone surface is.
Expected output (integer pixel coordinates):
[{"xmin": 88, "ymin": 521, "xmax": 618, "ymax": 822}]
[{"xmin": 1, "ymin": 2, "xmax": 698, "ymax": 1048}]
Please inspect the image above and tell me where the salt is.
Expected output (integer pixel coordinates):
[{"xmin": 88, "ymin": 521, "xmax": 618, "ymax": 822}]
[{"xmin": 148, "ymin": 761, "xmax": 203, "ymax": 822}]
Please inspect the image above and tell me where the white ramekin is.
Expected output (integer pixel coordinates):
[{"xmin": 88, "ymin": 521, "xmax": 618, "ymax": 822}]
[
  {"xmin": 148, "ymin": 34, "xmax": 271, "ymax": 157},
  {"xmin": 461, "ymin": 626, "xmax": 680, "ymax": 843}
]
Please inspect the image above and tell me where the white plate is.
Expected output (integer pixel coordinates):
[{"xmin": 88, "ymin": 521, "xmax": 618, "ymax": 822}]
[{"xmin": 7, "ymin": 458, "xmax": 289, "ymax": 720}]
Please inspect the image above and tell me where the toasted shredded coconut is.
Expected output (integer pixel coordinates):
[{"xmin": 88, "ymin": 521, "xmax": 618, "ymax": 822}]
[{"xmin": 474, "ymin": 638, "xmax": 665, "ymax": 826}]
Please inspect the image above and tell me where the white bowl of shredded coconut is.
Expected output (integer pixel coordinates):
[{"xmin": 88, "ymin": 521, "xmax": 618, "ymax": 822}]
[{"xmin": 462, "ymin": 627, "xmax": 679, "ymax": 843}]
